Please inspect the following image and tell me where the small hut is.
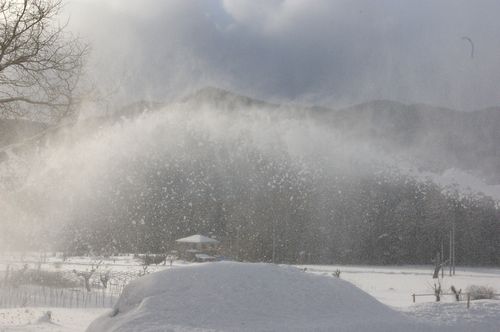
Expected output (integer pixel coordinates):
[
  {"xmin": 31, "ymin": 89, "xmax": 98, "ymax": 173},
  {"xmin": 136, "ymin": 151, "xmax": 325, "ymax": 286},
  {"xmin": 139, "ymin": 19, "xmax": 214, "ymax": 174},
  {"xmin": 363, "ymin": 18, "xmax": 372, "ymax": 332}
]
[{"xmin": 175, "ymin": 234, "xmax": 219, "ymax": 262}]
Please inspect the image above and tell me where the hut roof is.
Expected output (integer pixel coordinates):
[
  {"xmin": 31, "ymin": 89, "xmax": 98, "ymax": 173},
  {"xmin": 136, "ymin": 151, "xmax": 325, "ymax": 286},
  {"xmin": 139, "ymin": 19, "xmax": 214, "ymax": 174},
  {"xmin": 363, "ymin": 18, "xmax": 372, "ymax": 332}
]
[{"xmin": 175, "ymin": 234, "xmax": 219, "ymax": 244}]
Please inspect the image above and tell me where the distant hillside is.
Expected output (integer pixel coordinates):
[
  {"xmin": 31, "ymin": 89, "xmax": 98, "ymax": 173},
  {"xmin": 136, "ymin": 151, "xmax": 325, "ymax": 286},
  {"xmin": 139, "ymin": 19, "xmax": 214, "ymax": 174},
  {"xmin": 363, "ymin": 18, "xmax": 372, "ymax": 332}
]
[
  {"xmin": 181, "ymin": 87, "xmax": 275, "ymax": 110},
  {"xmin": 323, "ymin": 100, "xmax": 500, "ymax": 184},
  {"xmin": 3, "ymin": 89, "xmax": 498, "ymax": 187},
  {"xmin": 179, "ymin": 89, "xmax": 500, "ymax": 185}
]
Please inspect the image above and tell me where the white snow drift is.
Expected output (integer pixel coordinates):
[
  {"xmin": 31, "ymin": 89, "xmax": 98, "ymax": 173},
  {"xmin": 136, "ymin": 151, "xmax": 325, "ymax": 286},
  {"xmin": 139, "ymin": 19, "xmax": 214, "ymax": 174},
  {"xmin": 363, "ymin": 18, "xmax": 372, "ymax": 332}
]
[{"xmin": 87, "ymin": 262, "xmax": 437, "ymax": 332}]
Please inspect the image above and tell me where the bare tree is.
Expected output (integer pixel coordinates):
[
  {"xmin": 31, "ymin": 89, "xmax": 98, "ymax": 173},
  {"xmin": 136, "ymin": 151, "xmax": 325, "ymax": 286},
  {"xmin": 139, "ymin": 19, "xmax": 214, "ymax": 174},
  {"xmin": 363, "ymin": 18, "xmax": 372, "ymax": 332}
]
[
  {"xmin": 0, "ymin": 0, "xmax": 89, "ymax": 123},
  {"xmin": 73, "ymin": 260, "xmax": 102, "ymax": 292},
  {"xmin": 433, "ymin": 281, "xmax": 442, "ymax": 302},
  {"xmin": 99, "ymin": 270, "xmax": 110, "ymax": 289}
]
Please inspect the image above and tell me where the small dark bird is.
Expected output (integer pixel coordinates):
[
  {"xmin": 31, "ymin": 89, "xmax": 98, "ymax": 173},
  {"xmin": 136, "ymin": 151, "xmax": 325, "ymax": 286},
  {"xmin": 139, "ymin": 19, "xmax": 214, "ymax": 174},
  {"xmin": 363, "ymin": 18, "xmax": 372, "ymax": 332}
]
[{"xmin": 461, "ymin": 36, "xmax": 474, "ymax": 59}]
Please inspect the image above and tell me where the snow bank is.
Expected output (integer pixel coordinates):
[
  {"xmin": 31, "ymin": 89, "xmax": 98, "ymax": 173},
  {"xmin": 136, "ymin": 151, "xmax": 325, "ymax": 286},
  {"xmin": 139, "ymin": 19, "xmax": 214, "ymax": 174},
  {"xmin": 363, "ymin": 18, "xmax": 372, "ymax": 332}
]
[{"xmin": 87, "ymin": 262, "xmax": 435, "ymax": 332}]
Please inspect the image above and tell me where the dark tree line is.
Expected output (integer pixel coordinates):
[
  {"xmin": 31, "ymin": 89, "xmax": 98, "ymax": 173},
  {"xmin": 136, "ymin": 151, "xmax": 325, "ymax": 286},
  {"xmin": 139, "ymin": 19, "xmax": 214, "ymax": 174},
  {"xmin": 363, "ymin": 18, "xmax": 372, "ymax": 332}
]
[{"xmin": 55, "ymin": 126, "xmax": 500, "ymax": 266}]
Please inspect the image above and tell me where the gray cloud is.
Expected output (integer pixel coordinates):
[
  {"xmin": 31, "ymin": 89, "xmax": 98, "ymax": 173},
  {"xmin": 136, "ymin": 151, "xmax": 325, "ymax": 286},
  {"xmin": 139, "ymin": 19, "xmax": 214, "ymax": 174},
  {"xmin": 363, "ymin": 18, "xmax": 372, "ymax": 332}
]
[{"xmin": 68, "ymin": 0, "xmax": 500, "ymax": 110}]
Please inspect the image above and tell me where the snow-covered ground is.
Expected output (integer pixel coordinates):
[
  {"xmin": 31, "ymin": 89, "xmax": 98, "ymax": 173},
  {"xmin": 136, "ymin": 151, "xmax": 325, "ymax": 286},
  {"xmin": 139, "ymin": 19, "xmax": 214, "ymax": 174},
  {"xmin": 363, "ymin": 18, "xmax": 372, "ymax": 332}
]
[
  {"xmin": 87, "ymin": 262, "xmax": 435, "ymax": 332},
  {"xmin": 0, "ymin": 307, "xmax": 107, "ymax": 331},
  {"xmin": 0, "ymin": 259, "xmax": 499, "ymax": 331},
  {"xmin": 301, "ymin": 264, "xmax": 500, "ymax": 331},
  {"xmin": 0, "ymin": 253, "xmax": 171, "ymax": 276},
  {"xmin": 407, "ymin": 301, "xmax": 500, "ymax": 331},
  {"xmin": 300, "ymin": 264, "xmax": 500, "ymax": 307}
]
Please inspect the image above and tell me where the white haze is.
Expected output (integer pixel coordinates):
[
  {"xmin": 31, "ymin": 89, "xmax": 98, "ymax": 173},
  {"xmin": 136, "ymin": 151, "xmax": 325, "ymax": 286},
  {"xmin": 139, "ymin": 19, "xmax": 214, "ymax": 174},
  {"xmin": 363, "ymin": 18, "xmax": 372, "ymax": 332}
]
[
  {"xmin": 0, "ymin": 104, "xmax": 383, "ymax": 250},
  {"xmin": 67, "ymin": 0, "xmax": 500, "ymax": 111}
]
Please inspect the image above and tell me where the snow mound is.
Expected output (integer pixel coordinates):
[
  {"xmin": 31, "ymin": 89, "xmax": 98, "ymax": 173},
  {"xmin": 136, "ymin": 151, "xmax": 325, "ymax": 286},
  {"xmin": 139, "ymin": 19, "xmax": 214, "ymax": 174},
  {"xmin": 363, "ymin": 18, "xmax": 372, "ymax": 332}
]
[
  {"xmin": 36, "ymin": 310, "xmax": 53, "ymax": 324},
  {"xmin": 87, "ymin": 262, "xmax": 433, "ymax": 332}
]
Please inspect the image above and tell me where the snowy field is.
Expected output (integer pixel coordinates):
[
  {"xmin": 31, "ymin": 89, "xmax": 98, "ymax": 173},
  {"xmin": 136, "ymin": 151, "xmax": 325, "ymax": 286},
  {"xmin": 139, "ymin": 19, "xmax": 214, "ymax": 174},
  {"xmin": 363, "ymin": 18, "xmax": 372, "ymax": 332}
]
[
  {"xmin": 0, "ymin": 257, "xmax": 498, "ymax": 331},
  {"xmin": 300, "ymin": 264, "xmax": 500, "ymax": 331},
  {"xmin": 300, "ymin": 264, "xmax": 500, "ymax": 307},
  {"xmin": 0, "ymin": 253, "xmax": 172, "ymax": 276}
]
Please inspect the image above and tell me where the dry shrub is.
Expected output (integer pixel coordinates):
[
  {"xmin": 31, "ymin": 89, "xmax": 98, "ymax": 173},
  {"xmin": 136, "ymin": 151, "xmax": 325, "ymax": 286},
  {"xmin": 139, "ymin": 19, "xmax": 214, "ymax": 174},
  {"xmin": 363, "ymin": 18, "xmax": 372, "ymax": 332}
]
[{"xmin": 466, "ymin": 285, "xmax": 496, "ymax": 300}]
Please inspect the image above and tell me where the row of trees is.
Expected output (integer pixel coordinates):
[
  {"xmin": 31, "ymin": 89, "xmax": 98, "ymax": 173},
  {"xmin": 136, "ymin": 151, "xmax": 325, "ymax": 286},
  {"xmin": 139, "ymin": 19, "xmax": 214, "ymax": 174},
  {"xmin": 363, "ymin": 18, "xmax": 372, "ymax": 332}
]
[{"xmin": 55, "ymin": 127, "xmax": 500, "ymax": 266}]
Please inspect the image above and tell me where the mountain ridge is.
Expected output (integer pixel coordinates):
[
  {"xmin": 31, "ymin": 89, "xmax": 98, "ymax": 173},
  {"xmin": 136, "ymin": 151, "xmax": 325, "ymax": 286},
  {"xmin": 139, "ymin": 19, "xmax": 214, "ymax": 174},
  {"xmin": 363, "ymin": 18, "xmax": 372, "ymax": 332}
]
[{"xmin": 2, "ymin": 87, "xmax": 499, "ymax": 188}]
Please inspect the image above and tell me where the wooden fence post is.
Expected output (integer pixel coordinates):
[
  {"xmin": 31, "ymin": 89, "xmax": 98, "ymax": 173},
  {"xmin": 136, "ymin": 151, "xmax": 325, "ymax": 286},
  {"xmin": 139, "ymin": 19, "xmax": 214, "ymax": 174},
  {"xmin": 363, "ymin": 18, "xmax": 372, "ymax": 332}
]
[
  {"xmin": 467, "ymin": 293, "xmax": 470, "ymax": 309},
  {"xmin": 412, "ymin": 294, "xmax": 416, "ymax": 303}
]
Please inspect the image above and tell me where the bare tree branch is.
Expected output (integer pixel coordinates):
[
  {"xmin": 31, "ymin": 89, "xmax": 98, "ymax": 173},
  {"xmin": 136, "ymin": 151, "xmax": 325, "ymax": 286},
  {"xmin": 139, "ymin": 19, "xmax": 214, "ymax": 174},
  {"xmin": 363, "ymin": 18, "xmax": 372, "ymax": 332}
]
[{"xmin": 0, "ymin": 0, "xmax": 89, "ymax": 123}]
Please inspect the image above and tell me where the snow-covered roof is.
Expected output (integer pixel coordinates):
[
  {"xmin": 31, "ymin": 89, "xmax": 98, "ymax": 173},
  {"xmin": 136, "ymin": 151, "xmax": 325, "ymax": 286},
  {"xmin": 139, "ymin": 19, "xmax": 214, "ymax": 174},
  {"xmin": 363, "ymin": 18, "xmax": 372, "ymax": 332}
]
[
  {"xmin": 195, "ymin": 254, "xmax": 215, "ymax": 259},
  {"xmin": 175, "ymin": 234, "xmax": 219, "ymax": 244}
]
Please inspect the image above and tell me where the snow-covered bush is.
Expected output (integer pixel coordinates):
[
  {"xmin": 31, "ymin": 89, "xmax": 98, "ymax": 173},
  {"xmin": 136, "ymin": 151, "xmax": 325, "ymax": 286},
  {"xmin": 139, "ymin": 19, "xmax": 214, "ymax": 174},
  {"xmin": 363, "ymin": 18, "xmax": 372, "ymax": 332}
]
[{"xmin": 466, "ymin": 285, "xmax": 496, "ymax": 300}]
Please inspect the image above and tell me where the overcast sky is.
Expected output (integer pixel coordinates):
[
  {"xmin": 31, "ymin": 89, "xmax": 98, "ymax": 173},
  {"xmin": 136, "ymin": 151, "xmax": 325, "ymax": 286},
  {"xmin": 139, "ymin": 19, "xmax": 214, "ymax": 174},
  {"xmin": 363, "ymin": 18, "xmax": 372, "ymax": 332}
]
[{"xmin": 68, "ymin": 0, "xmax": 500, "ymax": 110}]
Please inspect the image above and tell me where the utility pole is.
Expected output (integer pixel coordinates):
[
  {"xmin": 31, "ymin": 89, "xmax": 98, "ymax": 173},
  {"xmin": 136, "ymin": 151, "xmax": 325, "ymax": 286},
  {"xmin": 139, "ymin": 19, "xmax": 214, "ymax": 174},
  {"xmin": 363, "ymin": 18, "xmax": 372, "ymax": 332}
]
[
  {"xmin": 441, "ymin": 240, "xmax": 444, "ymax": 279},
  {"xmin": 272, "ymin": 219, "xmax": 276, "ymax": 263},
  {"xmin": 236, "ymin": 226, "xmax": 241, "ymax": 261},
  {"xmin": 449, "ymin": 229, "xmax": 452, "ymax": 276},
  {"xmin": 452, "ymin": 221, "xmax": 456, "ymax": 275},
  {"xmin": 449, "ymin": 222, "xmax": 456, "ymax": 276}
]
